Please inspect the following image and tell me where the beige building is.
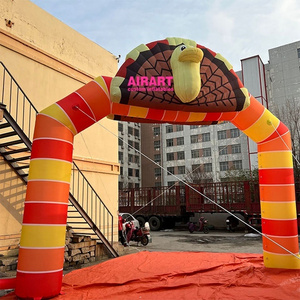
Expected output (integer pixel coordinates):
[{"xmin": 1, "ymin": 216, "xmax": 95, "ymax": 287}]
[{"xmin": 0, "ymin": 0, "xmax": 120, "ymax": 255}]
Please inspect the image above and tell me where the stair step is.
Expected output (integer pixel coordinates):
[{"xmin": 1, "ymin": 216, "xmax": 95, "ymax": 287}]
[
  {"xmin": 0, "ymin": 139, "xmax": 23, "ymax": 147},
  {"xmin": 67, "ymin": 209, "xmax": 78, "ymax": 213},
  {"xmin": 3, "ymin": 147, "xmax": 29, "ymax": 155},
  {"xmin": 67, "ymin": 221, "xmax": 89, "ymax": 224},
  {"xmin": 14, "ymin": 165, "xmax": 29, "ymax": 170},
  {"xmin": 68, "ymin": 227, "xmax": 93, "ymax": 230},
  {"xmin": 0, "ymin": 123, "xmax": 11, "ymax": 129},
  {"xmin": 0, "ymin": 131, "xmax": 18, "ymax": 139},
  {"xmin": 19, "ymin": 173, "xmax": 28, "ymax": 177},
  {"xmin": 70, "ymin": 232, "xmax": 98, "ymax": 237},
  {"xmin": 7, "ymin": 155, "xmax": 31, "ymax": 163}
]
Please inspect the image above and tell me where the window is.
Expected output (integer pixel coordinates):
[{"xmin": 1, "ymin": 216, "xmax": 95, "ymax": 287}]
[
  {"xmin": 166, "ymin": 125, "xmax": 173, "ymax": 133},
  {"xmin": 118, "ymin": 123, "xmax": 123, "ymax": 131},
  {"xmin": 230, "ymin": 128, "xmax": 240, "ymax": 138},
  {"xmin": 128, "ymin": 140, "xmax": 133, "ymax": 150},
  {"xmin": 176, "ymin": 125, "xmax": 183, "ymax": 131},
  {"xmin": 128, "ymin": 154, "xmax": 133, "ymax": 162},
  {"xmin": 178, "ymin": 166, "xmax": 185, "ymax": 174},
  {"xmin": 155, "ymin": 182, "xmax": 161, "ymax": 187},
  {"xmin": 203, "ymin": 148, "xmax": 211, "ymax": 157},
  {"xmin": 166, "ymin": 138, "xmax": 174, "ymax": 147},
  {"xmin": 177, "ymin": 151, "xmax": 185, "ymax": 160},
  {"xmin": 218, "ymin": 130, "xmax": 227, "ymax": 140},
  {"xmin": 220, "ymin": 161, "xmax": 229, "ymax": 171},
  {"xmin": 191, "ymin": 149, "xmax": 200, "ymax": 158},
  {"xmin": 154, "ymin": 168, "xmax": 161, "ymax": 176},
  {"xmin": 134, "ymin": 128, "xmax": 139, "ymax": 137},
  {"xmin": 177, "ymin": 137, "xmax": 184, "ymax": 145},
  {"xmin": 134, "ymin": 142, "xmax": 140, "ymax": 151},
  {"xmin": 154, "ymin": 154, "xmax": 161, "ymax": 163},
  {"xmin": 219, "ymin": 146, "xmax": 227, "ymax": 155},
  {"xmin": 167, "ymin": 153, "xmax": 175, "ymax": 161},
  {"xmin": 167, "ymin": 167, "xmax": 175, "ymax": 174},
  {"xmin": 190, "ymin": 125, "xmax": 199, "ymax": 129},
  {"xmin": 231, "ymin": 144, "xmax": 241, "ymax": 154},
  {"xmin": 192, "ymin": 164, "xmax": 200, "ymax": 171},
  {"xmin": 128, "ymin": 126, "xmax": 133, "ymax": 135},
  {"xmin": 153, "ymin": 127, "xmax": 160, "ymax": 136},
  {"xmin": 120, "ymin": 167, "xmax": 123, "ymax": 175},
  {"xmin": 298, "ymin": 48, "xmax": 300, "ymax": 59},
  {"xmin": 135, "ymin": 169, "xmax": 140, "ymax": 177},
  {"xmin": 135, "ymin": 183, "xmax": 139, "ymax": 188},
  {"xmin": 204, "ymin": 163, "xmax": 212, "ymax": 172},
  {"xmin": 135, "ymin": 155, "xmax": 140, "ymax": 164},
  {"xmin": 202, "ymin": 132, "xmax": 210, "ymax": 142},
  {"xmin": 154, "ymin": 140, "xmax": 160, "ymax": 150},
  {"xmin": 118, "ymin": 139, "xmax": 123, "ymax": 146},
  {"xmin": 232, "ymin": 160, "xmax": 242, "ymax": 170},
  {"xmin": 119, "ymin": 152, "xmax": 123, "ymax": 161},
  {"xmin": 168, "ymin": 181, "xmax": 176, "ymax": 187},
  {"xmin": 128, "ymin": 168, "xmax": 133, "ymax": 176},
  {"xmin": 190, "ymin": 135, "xmax": 198, "ymax": 143}
]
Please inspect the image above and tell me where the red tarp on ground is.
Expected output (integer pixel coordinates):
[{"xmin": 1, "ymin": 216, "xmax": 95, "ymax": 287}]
[{"xmin": 2, "ymin": 251, "xmax": 300, "ymax": 299}]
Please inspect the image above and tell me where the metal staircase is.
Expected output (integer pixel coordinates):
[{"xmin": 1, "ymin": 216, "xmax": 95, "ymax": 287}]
[
  {"xmin": 0, "ymin": 108, "xmax": 31, "ymax": 182},
  {"xmin": 0, "ymin": 62, "xmax": 118, "ymax": 258}
]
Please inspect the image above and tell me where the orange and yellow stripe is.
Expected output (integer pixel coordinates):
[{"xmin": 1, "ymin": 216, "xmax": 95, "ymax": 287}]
[
  {"xmin": 15, "ymin": 76, "xmax": 112, "ymax": 299},
  {"xmin": 231, "ymin": 95, "xmax": 300, "ymax": 269}
]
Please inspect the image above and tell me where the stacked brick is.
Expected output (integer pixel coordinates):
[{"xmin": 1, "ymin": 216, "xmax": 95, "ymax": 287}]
[
  {"xmin": 64, "ymin": 226, "xmax": 96, "ymax": 268},
  {"xmin": 0, "ymin": 256, "xmax": 18, "ymax": 273}
]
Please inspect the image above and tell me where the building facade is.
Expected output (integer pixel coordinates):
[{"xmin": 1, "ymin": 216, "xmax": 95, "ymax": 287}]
[
  {"xmin": 140, "ymin": 121, "xmax": 249, "ymax": 187},
  {"xmin": 0, "ymin": 0, "xmax": 120, "ymax": 250},
  {"xmin": 118, "ymin": 122, "xmax": 141, "ymax": 189},
  {"xmin": 266, "ymin": 41, "xmax": 300, "ymax": 109}
]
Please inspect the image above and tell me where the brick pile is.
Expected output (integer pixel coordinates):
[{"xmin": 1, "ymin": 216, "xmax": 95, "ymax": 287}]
[
  {"xmin": 0, "ymin": 256, "xmax": 17, "ymax": 273},
  {"xmin": 64, "ymin": 226, "xmax": 96, "ymax": 268}
]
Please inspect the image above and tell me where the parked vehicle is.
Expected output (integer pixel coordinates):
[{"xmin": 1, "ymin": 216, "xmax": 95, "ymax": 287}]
[
  {"xmin": 188, "ymin": 217, "xmax": 209, "ymax": 234},
  {"xmin": 226, "ymin": 215, "xmax": 239, "ymax": 232},
  {"xmin": 119, "ymin": 213, "xmax": 140, "ymax": 230},
  {"xmin": 125, "ymin": 221, "xmax": 151, "ymax": 246},
  {"xmin": 119, "ymin": 181, "xmax": 300, "ymax": 231}
]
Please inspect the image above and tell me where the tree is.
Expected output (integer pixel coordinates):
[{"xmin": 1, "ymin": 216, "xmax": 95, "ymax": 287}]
[
  {"xmin": 184, "ymin": 165, "xmax": 213, "ymax": 184},
  {"xmin": 221, "ymin": 168, "xmax": 259, "ymax": 182}
]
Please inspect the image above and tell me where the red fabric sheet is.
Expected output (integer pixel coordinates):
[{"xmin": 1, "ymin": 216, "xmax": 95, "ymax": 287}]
[{"xmin": 2, "ymin": 251, "xmax": 300, "ymax": 299}]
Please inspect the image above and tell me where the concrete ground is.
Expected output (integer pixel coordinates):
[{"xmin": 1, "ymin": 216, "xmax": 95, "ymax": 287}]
[{"xmin": 126, "ymin": 229, "xmax": 263, "ymax": 254}]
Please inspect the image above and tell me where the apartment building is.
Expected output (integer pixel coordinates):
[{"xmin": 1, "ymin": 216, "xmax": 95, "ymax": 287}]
[
  {"xmin": 141, "ymin": 122, "xmax": 249, "ymax": 186},
  {"xmin": 118, "ymin": 122, "xmax": 141, "ymax": 188},
  {"xmin": 266, "ymin": 41, "xmax": 300, "ymax": 109}
]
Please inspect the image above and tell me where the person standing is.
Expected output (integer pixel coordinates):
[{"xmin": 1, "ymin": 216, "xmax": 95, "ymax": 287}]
[{"xmin": 118, "ymin": 213, "xmax": 127, "ymax": 246}]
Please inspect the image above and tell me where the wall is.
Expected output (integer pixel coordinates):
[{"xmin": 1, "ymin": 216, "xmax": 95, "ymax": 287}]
[
  {"xmin": 0, "ymin": 0, "xmax": 119, "ymax": 248},
  {"xmin": 267, "ymin": 41, "xmax": 300, "ymax": 109}
]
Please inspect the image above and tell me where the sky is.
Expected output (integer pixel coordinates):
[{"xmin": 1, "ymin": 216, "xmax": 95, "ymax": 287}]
[{"xmin": 30, "ymin": 0, "xmax": 300, "ymax": 71}]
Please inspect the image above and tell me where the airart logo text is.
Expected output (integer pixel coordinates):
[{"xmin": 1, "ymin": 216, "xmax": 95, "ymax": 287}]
[{"xmin": 127, "ymin": 76, "xmax": 174, "ymax": 92}]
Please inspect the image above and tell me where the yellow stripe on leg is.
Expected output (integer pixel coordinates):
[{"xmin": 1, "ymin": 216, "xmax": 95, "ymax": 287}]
[
  {"xmin": 20, "ymin": 225, "xmax": 66, "ymax": 248},
  {"xmin": 258, "ymin": 151, "xmax": 293, "ymax": 169},
  {"xmin": 28, "ymin": 159, "xmax": 72, "ymax": 182}
]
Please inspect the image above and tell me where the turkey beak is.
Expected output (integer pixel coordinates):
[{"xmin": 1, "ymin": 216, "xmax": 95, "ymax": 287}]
[{"xmin": 179, "ymin": 48, "xmax": 203, "ymax": 63}]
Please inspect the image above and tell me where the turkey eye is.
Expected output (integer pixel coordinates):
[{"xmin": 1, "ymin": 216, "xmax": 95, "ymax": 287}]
[{"xmin": 180, "ymin": 45, "xmax": 186, "ymax": 51}]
